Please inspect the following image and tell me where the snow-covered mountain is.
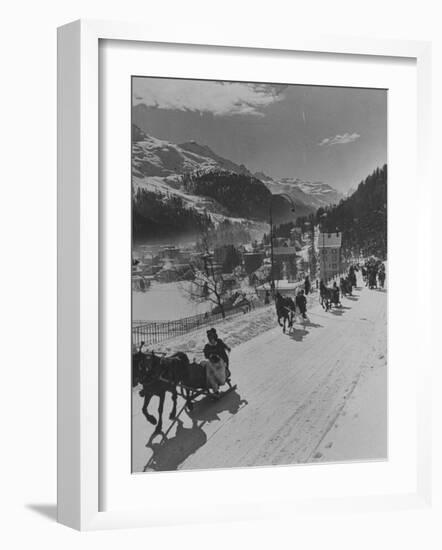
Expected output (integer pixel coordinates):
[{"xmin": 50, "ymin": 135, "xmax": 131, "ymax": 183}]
[
  {"xmin": 132, "ymin": 125, "xmax": 251, "ymax": 179},
  {"xmin": 254, "ymin": 171, "xmax": 343, "ymax": 210},
  {"xmin": 132, "ymin": 125, "xmax": 340, "ymax": 241},
  {"xmin": 132, "ymin": 125, "xmax": 271, "ymax": 240}
]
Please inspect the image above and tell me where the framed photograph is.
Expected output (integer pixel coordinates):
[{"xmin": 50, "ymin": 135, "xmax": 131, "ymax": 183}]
[{"xmin": 57, "ymin": 20, "xmax": 433, "ymax": 530}]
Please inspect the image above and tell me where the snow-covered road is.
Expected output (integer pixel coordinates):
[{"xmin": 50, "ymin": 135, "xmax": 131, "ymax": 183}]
[{"xmin": 132, "ymin": 278, "xmax": 387, "ymax": 472}]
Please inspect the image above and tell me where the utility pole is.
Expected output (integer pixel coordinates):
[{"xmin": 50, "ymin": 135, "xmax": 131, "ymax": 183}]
[
  {"xmin": 268, "ymin": 193, "xmax": 296, "ymax": 297},
  {"xmin": 310, "ymin": 221, "xmax": 316, "ymax": 279},
  {"xmin": 269, "ymin": 203, "xmax": 275, "ymax": 294},
  {"xmin": 319, "ymin": 213, "xmax": 327, "ymax": 282}
]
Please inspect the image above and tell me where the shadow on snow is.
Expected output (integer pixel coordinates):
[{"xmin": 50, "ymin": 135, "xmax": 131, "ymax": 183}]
[
  {"xmin": 188, "ymin": 389, "xmax": 248, "ymax": 423},
  {"xmin": 287, "ymin": 318, "xmax": 323, "ymax": 342},
  {"xmin": 302, "ymin": 320, "xmax": 323, "ymax": 329},
  {"xmin": 143, "ymin": 388, "xmax": 247, "ymax": 472},
  {"xmin": 330, "ymin": 305, "xmax": 351, "ymax": 316},
  {"xmin": 288, "ymin": 328, "xmax": 309, "ymax": 342}
]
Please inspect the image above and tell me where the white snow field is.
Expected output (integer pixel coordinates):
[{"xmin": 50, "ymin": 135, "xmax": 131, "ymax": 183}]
[{"xmin": 132, "ymin": 276, "xmax": 387, "ymax": 472}]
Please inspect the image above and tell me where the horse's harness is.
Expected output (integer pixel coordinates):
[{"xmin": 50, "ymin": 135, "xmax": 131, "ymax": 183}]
[{"xmin": 137, "ymin": 353, "xmax": 169, "ymax": 389}]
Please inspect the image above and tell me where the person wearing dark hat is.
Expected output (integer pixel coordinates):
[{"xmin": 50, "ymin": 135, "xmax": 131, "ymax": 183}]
[
  {"xmin": 295, "ymin": 288, "xmax": 307, "ymax": 319},
  {"xmin": 203, "ymin": 328, "xmax": 231, "ymax": 375}
]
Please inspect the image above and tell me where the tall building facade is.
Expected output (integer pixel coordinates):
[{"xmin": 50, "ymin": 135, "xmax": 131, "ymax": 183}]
[{"xmin": 318, "ymin": 232, "xmax": 342, "ymax": 281}]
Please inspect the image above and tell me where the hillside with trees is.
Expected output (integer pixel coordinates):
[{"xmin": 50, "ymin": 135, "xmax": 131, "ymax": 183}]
[
  {"xmin": 132, "ymin": 187, "xmax": 213, "ymax": 242},
  {"xmin": 272, "ymin": 165, "xmax": 387, "ymax": 260},
  {"xmin": 316, "ymin": 165, "xmax": 387, "ymax": 259},
  {"xmin": 181, "ymin": 170, "xmax": 307, "ymax": 222}
]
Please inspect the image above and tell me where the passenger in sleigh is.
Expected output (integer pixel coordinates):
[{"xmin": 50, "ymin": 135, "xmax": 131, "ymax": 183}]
[{"xmin": 202, "ymin": 328, "xmax": 231, "ymax": 392}]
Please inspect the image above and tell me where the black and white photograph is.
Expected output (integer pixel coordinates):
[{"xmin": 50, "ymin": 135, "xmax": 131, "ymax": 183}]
[
  {"xmin": 3, "ymin": 0, "xmax": 439, "ymax": 542},
  {"xmin": 131, "ymin": 76, "xmax": 388, "ymax": 473}
]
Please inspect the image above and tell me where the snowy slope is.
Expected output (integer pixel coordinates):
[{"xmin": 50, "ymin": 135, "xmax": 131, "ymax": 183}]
[
  {"xmin": 132, "ymin": 125, "xmax": 258, "ymax": 228},
  {"xmin": 132, "ymin": 173, "xmax": 268, "ymax": 238}
]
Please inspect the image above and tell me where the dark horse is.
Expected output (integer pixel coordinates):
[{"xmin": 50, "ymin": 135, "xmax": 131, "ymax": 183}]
[
  {"xmin": 275, "ymin": 292, "xmax": 295, "ymax": 333},
  {"xmin": 320, "ymin": 286, "xmax": 341, "ymax": 311},
  {"xmin": 340, "ymin": 276, "xmax": 353, "ymax": 297},
  {"xmin": 132, "ymin": 346, "xmax": 190, "ymax": 433}
]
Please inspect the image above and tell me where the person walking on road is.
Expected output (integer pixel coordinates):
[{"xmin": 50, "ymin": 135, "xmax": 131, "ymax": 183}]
[
  {"xmin": 304, "ymin": 275, "xmax": 311, "ymax": 295},
  {"xmin": 295, "ymin": 289, "xmax": 308, "ymax": 320},
  {"xmin": 378, "ymin": 268, "xmax": 386, "ymax": 289}
]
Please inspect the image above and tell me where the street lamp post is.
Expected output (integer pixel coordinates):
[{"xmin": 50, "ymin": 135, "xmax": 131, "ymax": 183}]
[
  {"xmin": 269, "ymin": 203, "xmax": 275, "ymax": 293},
  {"xmin": 268, "ymin": 193, "xmax": 296, "ymax": 296},
  {"xmin": 319, "ymin": 212, "xmax": 328, "ymax": 283},
  {"xmin": 303, "ymin": 220, "xmax": 315, "ymax": 279}
]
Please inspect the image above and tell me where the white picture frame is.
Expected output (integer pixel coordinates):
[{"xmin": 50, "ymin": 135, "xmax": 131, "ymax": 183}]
[{"xmin": 57, "ymin": 19, "xmax": 433, "ymax": 531}]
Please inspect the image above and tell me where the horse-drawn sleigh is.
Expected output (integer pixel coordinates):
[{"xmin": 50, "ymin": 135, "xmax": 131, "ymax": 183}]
[
  {"xmin": 320, "ymin": 268, "xmax": 357, "ymax": 311},
  {"xmin": 275, "ymin": 291, "xmax": 309, "ymax": 334},
  {"xmin": 132, "ymin": 343, "xmax": 236, "ymax": 433},
  {"xmin": 319, "ymin": 283, "xmax": 341, "ymax": 311}
]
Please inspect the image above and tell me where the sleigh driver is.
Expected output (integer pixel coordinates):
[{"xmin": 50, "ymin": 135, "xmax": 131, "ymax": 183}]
[{"xmin": 202, "ymin": 328, "xmax": 232, "ymax": 393}]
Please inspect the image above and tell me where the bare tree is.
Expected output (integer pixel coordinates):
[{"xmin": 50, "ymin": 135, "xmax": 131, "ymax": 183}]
[
  {"xmin": 182, "ymin": 236, "xmax": 228, "ymax": 318},
  {"xmin": 188, "ymin": 265, "xmax": 227, "ymax": 318}
]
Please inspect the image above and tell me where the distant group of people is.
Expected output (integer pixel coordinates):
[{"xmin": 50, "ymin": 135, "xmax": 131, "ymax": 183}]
[
  {"xmin": 200, "ymin": 259, "xmax": 386, "ymax": 388},
  {"xmin": 361, "ymin": 258, "xmax": 386, "ymax": 289},
  {"xmin": 347, "ymin": 265, "xmax": 358, "ymax": 287},
  {"xmin": 205, "ymin": 259, "xmax": 386, "ymax": 379}
]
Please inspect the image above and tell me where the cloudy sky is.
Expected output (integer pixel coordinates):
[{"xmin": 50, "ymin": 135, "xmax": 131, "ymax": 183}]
[{"xmin": 132, "ymin": 77, "xmax": 387, "ymax": 193}]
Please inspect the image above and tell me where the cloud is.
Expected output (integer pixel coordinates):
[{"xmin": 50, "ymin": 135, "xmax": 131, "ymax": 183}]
[
  {"xmin": 133, "ymin": 78, "xmax": 285, "ymax": 117},
  {"xmin": 318, "ymin": 132, "xmax": 361, "ymax": 146}
]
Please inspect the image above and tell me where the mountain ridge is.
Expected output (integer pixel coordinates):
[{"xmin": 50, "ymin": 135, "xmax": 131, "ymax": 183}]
[
  {"xmin": 133, "ymin": 125, "xmax": 252, "ymax": 179},
  {"xmin": 132, "ymin": 124, "xmax": 343, "ymax": 241},
  {"xmin": 253, "ymin": 171, "xmax": 343, "ymax": 210}
]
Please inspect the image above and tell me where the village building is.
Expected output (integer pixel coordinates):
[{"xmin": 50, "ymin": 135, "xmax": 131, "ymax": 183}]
[
  {"xmin": 249, "ymin": 262, "xmax": 271, "ymax": 287},
  {"xmin": 213, "ymin": 244, "xmax": 242, "ymax": 273},
  {"xmin": 318, "ymin": 231, "xmax": 342, "ymax": 281},
  {"xmin": 157, "ymin": 245, "xmax": 182, "ymax": 262},
  {"xmin": 155, "ymin": 262, "xmax": 193, "ymax": 283},
  {"xmin": 131, "ymin": 275, "xmax": 154, "ymax": 292}
]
